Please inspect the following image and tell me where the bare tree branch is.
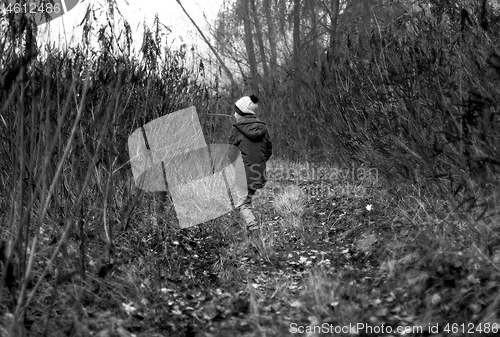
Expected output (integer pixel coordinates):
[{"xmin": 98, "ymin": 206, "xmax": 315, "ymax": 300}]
[{"xmin": 175, "ymin": 0, "xmax": 236, "ymax": 89}]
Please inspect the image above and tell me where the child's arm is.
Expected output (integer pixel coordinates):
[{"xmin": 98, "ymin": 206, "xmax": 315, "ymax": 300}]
[
  {"xmin": 228, "ymin": 127, "xmax": 241, "ymax": 164},
  {"xmin": 229, "ymin": 126, "xmax": 240, "ymax": 146},
  {"xmin": 265, "ymin": 131, "xmax": 273, "ymax": 161}
]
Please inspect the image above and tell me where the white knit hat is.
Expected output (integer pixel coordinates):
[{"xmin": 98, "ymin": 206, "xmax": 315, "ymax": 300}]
[{"xmin": 235, "ymin": 95, "xmax": 259, "ymax": 116}]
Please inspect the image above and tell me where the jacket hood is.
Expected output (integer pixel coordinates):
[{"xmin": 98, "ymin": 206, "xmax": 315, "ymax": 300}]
[{"xmin": 234, "ymin": 117, "xmax": 267, "ymax": 141}]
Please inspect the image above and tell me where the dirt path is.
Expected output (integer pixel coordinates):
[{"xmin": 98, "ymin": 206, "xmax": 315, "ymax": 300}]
[
  {"xmin": 90, "ymin": 178, "xmax": 417, "ymax": 337},
  {"xmin": 27, "ymin": 170, "xmax": 496, "ymax": 337}
]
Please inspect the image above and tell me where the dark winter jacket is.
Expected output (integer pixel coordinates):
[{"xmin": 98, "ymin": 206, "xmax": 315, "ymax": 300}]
[{"xmin": 229, "ymin": 116, "xmax": 272, "ymax": 190}]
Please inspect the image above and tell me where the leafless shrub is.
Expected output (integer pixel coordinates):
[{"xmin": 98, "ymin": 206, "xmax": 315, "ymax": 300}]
[{"xmin": 0, "ymin": 6, "xmax": 219, "ymax": 334}]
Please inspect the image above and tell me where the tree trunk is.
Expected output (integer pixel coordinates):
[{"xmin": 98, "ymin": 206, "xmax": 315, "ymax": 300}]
[
  {"xmin": 263, "ymin": 0, "xmax": 277, "ymax": 75},
  {"xmin": 241, "ymin": 0, "xmax": 259, "ymax": 93},
  {"xmin": 250, "ymin": 0, "xmax": 269, "ymax": 82},
  {"xmin": 328, "ymin": 0, "xmax": 340, "ymax": 63},
  {"xmin": 292, "ymin": 0, "xmax": 301, "ymax": 72},
  {"xmin": 308, "ymin": 0, "xmax": 319, "ymax": 63},
  {"xmin": 292, "ymin": 0, "xmax": 301, "ymax": 98}
]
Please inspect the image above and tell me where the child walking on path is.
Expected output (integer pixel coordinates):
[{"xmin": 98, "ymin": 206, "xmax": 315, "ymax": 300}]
[{"xmin": 229, "ymin": 95, "xmax": 272, "ymax": 238}]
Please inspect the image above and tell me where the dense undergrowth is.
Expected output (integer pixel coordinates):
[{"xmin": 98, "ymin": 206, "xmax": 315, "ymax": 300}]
[
  {"xmin": 264, "ymin": 1, "xmax": 500, "ymax": 230},
  {"xmin": 1, "ymin": 0, "xmax": 500, "ymax": 336},
  {"xmin": 2, "ymin": 159, "xmax": 499, "ymax": 336}
]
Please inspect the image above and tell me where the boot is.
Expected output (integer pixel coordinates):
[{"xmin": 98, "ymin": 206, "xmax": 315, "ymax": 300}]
[{"xmin": 247, "ymin": 222, "xmax": 259, "ymax": 240}]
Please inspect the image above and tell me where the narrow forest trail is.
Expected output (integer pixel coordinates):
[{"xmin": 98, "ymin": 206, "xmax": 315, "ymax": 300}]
[
  {"xmin": 174, "ymin": 178, "xmax": 423, "ymax": 337},
  {"xmin": 69, "ymin": 166, "xmax": 437, "ymax": 337},
  {"xmin": 19, "ymin": 162, "xmax": 497, "ymax": 337}
]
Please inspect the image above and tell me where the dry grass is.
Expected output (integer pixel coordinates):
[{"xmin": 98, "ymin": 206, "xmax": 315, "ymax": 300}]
[
  {"xmin": 272, "ymin": 185, "xmax": 306, "ymax": 230},
  {"xmin": 304, "ymin": 268, "xmax": 339, "ymax": 317},
  {"xmin": 2, "ymin": 1, "xmax": 500, "ymax": 335},
  {"xmin": 0, "ymin": 6, "xmax": 221, "ymax": 334}
]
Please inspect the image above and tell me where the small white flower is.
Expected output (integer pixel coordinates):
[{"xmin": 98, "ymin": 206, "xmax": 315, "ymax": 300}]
[
  {"xmin": 366, "ymin": 204, "xmax": 373, "ymax": 211},
  {"xmin": 122, "ymin": 302, "xmax": 136, "ymax": 315}
]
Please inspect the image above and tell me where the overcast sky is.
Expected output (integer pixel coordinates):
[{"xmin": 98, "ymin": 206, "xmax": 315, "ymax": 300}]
[{"xmin": 38, "ymin": 0, "xmax": 223, "ymax": 53}]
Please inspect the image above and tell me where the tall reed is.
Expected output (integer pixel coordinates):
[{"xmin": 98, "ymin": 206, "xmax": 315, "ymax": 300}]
[{"xmin": 0, "ymin": 6, "xmax": 219, "ymax": 334}]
